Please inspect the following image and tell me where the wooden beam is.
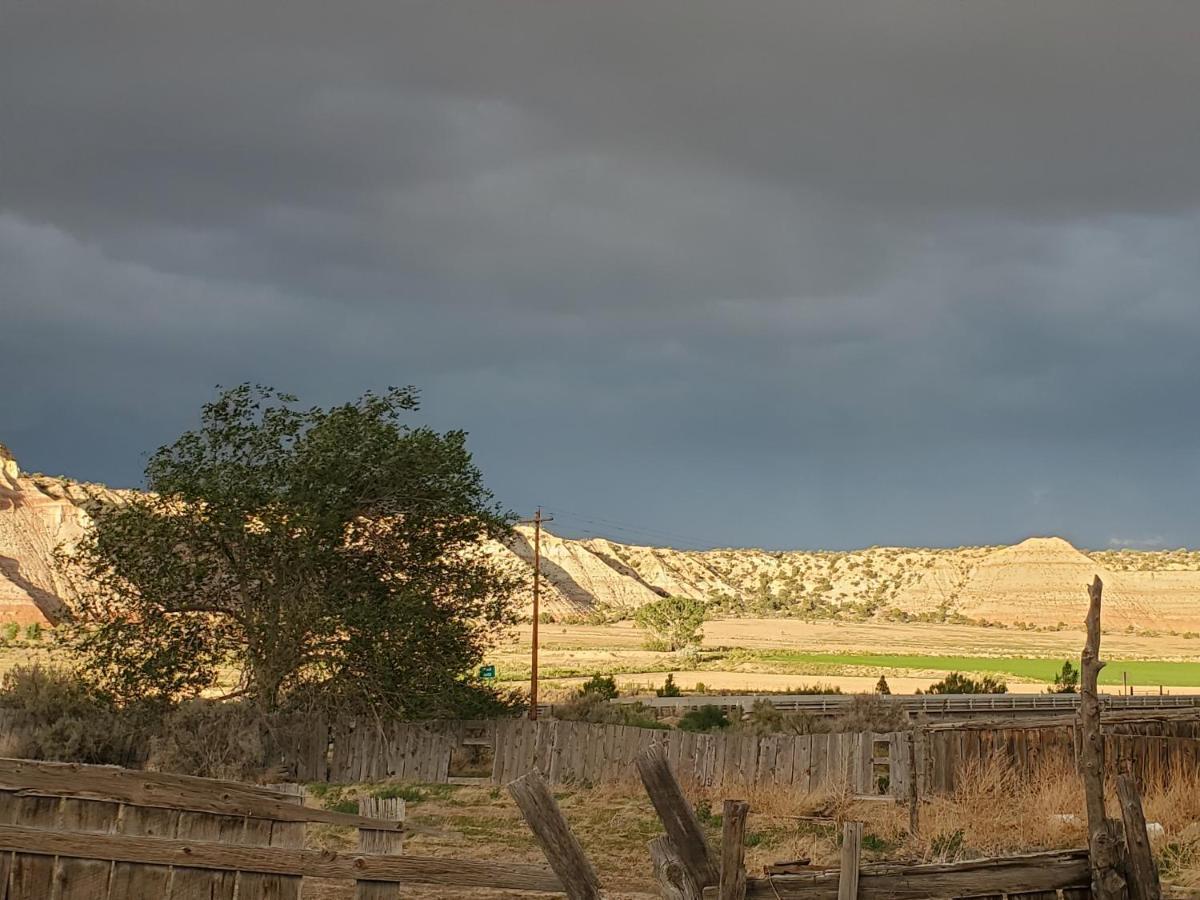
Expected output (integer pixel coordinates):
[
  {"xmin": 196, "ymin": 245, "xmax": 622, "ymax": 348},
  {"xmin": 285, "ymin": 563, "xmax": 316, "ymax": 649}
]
[
  {"xmin": 837, "ymin": 822, "xmax": 862, "ymax": 900},
  {"xmin": 1078, "ymin": 576, "xmax": 1128, "ymax": 900},
  {"xmin": 0, "ymin": 758, "xmax": 408, "ymax": 833},
  {"xmin": 1116, "ymin": 772, "xmax": 1162, "ymax": 900},
  {"xmin": 651, "ymin": 836, "xmax": 704, "ymax": 900},
  {"xmin": 507, "ymin": 772, "xmax": 602, "ymax": 900},
  {"xmin": 0, "ymin": 822, "xmax": 564, "ymax": 892},
  {"xmin": 718, "ymin": 800, "xmax": 749, "ymax": 900},
  {"xmin": 636, "ymin": 743, "xmax": 719, "ymax": 888},
  {"xmin": 702, "ymin": 849, "xmax": 1091, "ymax": 900}
]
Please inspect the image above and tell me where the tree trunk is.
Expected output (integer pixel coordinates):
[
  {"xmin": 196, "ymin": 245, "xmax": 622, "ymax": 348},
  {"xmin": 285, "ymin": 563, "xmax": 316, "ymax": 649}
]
[{"xmin": 1079, "ymin": 576, "xmax": 1127, "ymax": 900}]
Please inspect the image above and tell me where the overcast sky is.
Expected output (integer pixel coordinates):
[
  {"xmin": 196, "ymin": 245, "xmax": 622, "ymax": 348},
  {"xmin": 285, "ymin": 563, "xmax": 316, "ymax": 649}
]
[{"xmin": 4, "ymin": 1, "xmax": 1200, "ymax": 550}]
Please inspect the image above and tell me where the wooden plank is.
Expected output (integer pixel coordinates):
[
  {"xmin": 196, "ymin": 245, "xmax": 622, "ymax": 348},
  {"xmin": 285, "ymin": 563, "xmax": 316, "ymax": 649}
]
[
  {"xmin": 240, "ymin": 783, "xmax": 304, "ymax": 900},
  {"xmin": 651, "ymin": 836, "xmax": 703, "ymax": 900},
  {"xmin": 0, "ymin": 822, "xmax": 565, "ymax": 893},
  {"xmin": 6, "ymin": 795, "xmax": 58, "ymax": 900},
  {"xmin": 810, "ymin": 734, "xmax": 828, "ymax": 791},
  {"xmin": 837, "ymin": 822, "xmax": 862, "ymax": 900},
  {"xmin": 507, "ymin": 772, "xmax": 602, "ymax": 900},
  {"xmin": 720, "ymin": 848, "xmax": 1092, "ymax": 900},
  {"xmin": 718, "ymin": 800, "xmax": 748, "ymax": 900},
  {"xmin": 1117, "ymin": 771, "xmax": 1162, "ymax": 900},
  {"xmin": 357, "ymin": 796, "xmax": 405, "ymax": 900},
  {"xmin": 108, "ymin": 803, "xmax": 178, "ymax": 897},
  {"xmin": 54, "ymin": 798, "xmax": 119, "ymax": 900},
  {"xmin": 0, "ymin": 758, "xmax": 404, "ymax": 833},
  {"xmin": 636, "ymin": 743, "xmax": 718, "ymax": 888},
  {"xmin": 170, "ymin": 810, "xmax": 242, "ymax": 899},
  {"xmin": 794, "ymin": 736, "xmax": 812, "ymax": 793}
]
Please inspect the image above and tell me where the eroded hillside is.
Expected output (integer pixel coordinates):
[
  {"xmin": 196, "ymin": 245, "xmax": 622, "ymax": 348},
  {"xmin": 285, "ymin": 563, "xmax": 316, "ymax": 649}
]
[{"xmin": 4, "ymin": 442, "xmax": 1200, "ymax": 631}]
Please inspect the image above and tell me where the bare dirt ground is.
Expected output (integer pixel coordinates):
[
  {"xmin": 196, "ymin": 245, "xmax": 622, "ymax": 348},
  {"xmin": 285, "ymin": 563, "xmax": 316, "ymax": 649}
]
[{"xmin": 300, "ymin": 759, "xmax": 1200, "ymax": 898}]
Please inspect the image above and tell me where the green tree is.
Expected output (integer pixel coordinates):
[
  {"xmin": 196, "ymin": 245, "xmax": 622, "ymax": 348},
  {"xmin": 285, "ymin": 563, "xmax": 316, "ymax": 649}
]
[
  {"xmin": 922, "ymin": 672, "xmax": 1008, "ymax": 695},
  {"xmin": 875, "ymin": 675, "xmax": 891, "ymax": 695},
  {"xmin": 634, "ymin": 595, "xmax": 707, "ymax": 652},
  {"xmin": 65, "ymin": 385, "xmax": 517, "ymax": 717},
  {"xmin": 1048, "ymin": 660, "xmax": 1079, "ymax": 694},
  {"xmin": 656, "ymin": 672, "xmax": 683, "ymax": 697},
  {"xmin": 577, "ymin": 674, "xmax": 619, "ymax": 701}
]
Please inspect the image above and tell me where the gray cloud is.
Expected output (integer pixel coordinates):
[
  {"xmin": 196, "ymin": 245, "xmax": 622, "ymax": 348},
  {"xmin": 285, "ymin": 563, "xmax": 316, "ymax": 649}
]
[{"xmin": 3, "ymin": 0, "xmax": 1200, "ymax": 549}]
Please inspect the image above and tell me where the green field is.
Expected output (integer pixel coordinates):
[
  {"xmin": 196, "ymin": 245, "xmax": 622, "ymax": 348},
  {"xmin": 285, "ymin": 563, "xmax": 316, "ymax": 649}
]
[{"xmin": 752, "ymin": 651, "xmax": 1200, "ymax": 688}]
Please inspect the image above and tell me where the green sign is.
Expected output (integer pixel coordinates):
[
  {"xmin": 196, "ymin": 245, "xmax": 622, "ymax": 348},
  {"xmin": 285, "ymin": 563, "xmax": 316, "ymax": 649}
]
[{"xmin": 479, "ymin": 664, "xmax": 496, "ymax": 679}]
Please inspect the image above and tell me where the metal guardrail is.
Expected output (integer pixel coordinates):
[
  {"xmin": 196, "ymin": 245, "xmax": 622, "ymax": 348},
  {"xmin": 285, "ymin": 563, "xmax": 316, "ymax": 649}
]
[{"xmin": 532, "ymin": 692, "xmax": 1200, "ymax": 720}]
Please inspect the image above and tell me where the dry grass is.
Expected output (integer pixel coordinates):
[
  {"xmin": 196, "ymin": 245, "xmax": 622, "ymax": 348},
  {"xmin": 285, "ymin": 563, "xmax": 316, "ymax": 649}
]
[{"xmin": 296, "ymin": 758, "xmax": 1200, "ymax": 897}]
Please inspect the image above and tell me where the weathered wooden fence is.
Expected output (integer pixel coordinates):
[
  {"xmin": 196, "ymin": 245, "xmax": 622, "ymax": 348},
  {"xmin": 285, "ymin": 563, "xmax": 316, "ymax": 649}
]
[
  {"xmin": 490, "ymin": 719, "xmax": 906, "ymax": 795},
  {"xmin": 306, "ymin": 713, "xmax": 1200, "ymax": 803},
  {"xmin": 0, "ymin": 757, "xmax": 569, "ymax": 899}
]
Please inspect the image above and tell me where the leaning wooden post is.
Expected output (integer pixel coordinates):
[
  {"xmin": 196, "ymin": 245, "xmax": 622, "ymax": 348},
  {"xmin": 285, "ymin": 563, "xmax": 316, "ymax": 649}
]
[
  {"xmin": 649, "ymin": 835, "xmax": 703, "ymax": 900},
  {"xmin": 636, "ymin": 743, "xmax": 719, "ymax": 889},
  {"xmin": 838, "ymin": 821, "xmax": 863, "ymax": 900},
  {"xmin": 508, "ymin": 771, "xmax": 603, "ymax": 900},
  {"xmin": 719, "ymin": 800, "xmax": 749, "ymax": 900},
  {"xmin": 1079, "ymin": 575, "xmax": 1127, "ymax": 900},
  {"xmin": 1116, "ymin": 770, "xmax": 1162, "ymax": 900},
  {"xmin": 356, "ymin": 796, "xmax": 406, "ymax": 900}
]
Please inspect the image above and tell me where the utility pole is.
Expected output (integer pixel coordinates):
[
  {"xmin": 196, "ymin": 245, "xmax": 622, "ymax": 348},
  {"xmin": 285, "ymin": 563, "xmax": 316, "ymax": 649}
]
[{"xmin": 519, "ymin": 507, "xmax": 553, "ymax": 720}]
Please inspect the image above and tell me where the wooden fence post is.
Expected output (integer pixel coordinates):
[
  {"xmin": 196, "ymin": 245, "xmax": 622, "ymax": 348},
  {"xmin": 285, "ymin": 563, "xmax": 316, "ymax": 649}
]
[
  {"xmin": 1079, "ymin": 575, "xmax": 1127, "ymax": 900},
  {"xmin": 636, "ymin": 743, "xmax": 719, "ymax": 889},
  {"xmin": 1116, "ymin": 771, "xmax": 1161, "ymax": 900},
  {"xmin": 507, "ymin": 771, "xmax": 603, "ymax": 900},
  {"xmin": 650, "ymin": 835, "xmax": 703, "ymax": 900},
  {"xmin": 356, "ymin": 796, "xmax": 406, "ymax": 900},
  {"xmin": 907, "ymin": 730, "xmax": 920, "ymax": 836},
  {"xmin": 838, "ymin": 821, "xmax": 862, "ymax": 900},
  {"xmin": 719, "ymin": 800, "xmax": 749, "ymax": 900}
]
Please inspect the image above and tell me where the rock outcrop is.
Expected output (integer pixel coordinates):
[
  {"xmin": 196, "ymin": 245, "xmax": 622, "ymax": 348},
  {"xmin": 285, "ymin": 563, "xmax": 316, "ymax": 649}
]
[
  {"xmin": 0, "ymin": 443, "xmax": 128, "ymax": 624},
  {"xmin": 4, "ymin": 443, "xmax": 1200, "ymax": 630}
]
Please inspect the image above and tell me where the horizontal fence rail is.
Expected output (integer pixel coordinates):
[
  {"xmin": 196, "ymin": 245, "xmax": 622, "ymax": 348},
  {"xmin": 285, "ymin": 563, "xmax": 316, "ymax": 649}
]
[{"xmin": 601, "ymin": 691, "xmax": 1200, "ymax": 719}]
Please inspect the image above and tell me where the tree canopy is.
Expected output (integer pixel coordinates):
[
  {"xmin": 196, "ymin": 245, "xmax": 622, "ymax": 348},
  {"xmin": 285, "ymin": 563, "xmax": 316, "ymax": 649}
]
[
  {"xmin": 634, "ymin": 595, "xmax": 707, "ymax": 652},
  {"xmin": 65, "ymin": 384, "xmax": 518, "ymax": 718}
]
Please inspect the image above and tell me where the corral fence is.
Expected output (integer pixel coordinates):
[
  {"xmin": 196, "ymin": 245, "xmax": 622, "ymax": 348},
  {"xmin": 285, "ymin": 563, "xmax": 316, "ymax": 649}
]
[
  {"xmin": 298, "ymin": 710, "xmax": 1200, "ymax": 799},
  {"xmin": 0, "ymin": 756, "xmax": 570, "ymax": 898},
  {"xmin": 602, "ymin": 690, "xmax": 1200, "ymax": 721}
]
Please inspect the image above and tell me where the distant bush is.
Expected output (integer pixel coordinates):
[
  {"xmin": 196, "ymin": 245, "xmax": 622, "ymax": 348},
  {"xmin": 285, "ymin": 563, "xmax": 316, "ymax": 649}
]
[
  {"xmin": 922, "ymin": 672, "xmax": 1008, "ymax": 695},
  {"xmin": 656, "ymin": 673, "xmax": 683, "ymax": 697},
  {"xmin": 1047, "ymin": 661, "xmax": 1079, "ymax": 694},
  {"xmin": 1, "ymin": 623, "xmax": 18, "ymax": 643},
  {"xmin": 831, "ymin": 694, "xmax": 908, "ymax": 733},
  {"xmin": 148, "ymin": 699, "xmax": 271, "ymax": 780},
  {"xmin": 24, "ymin": 622, "xmax": 42, "ymax": 642},
  {"xmin": 0, "ymin": 665, "xmax": 146, "ymax": 766},
  {"xmin": 552, "ymin": 691, "xmax": 666, "ymax": 729},
  {"xmin": 678, "ymin": 705, "xmax": 731, "ymax": 733},
  {"xmin": 577, "ymin": 674, "xmax": 619, "ymax": 701}
]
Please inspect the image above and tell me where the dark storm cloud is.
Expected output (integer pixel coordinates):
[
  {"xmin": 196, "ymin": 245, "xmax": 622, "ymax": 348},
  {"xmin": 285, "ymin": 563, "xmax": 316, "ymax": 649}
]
[{"xmin": 3, "ymin": 0, "xmax": 1200, "ymax": 549}]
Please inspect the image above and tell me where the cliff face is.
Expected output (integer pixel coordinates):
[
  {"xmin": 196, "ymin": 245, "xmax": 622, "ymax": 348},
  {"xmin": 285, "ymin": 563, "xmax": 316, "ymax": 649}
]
[
  {"xmin": 0, "ymin": 444, "xmax": 128, "ymax": 624},
  {"xmin": 4, "ymin": 442, "xmax": 1200, "ymax": 630}
]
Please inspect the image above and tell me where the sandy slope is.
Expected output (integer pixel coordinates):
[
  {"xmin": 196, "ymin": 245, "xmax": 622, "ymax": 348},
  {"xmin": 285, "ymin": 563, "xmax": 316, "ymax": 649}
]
[{"xmin": 5, "ymin": 441, "xmax": 1200, "ymax": 631}]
